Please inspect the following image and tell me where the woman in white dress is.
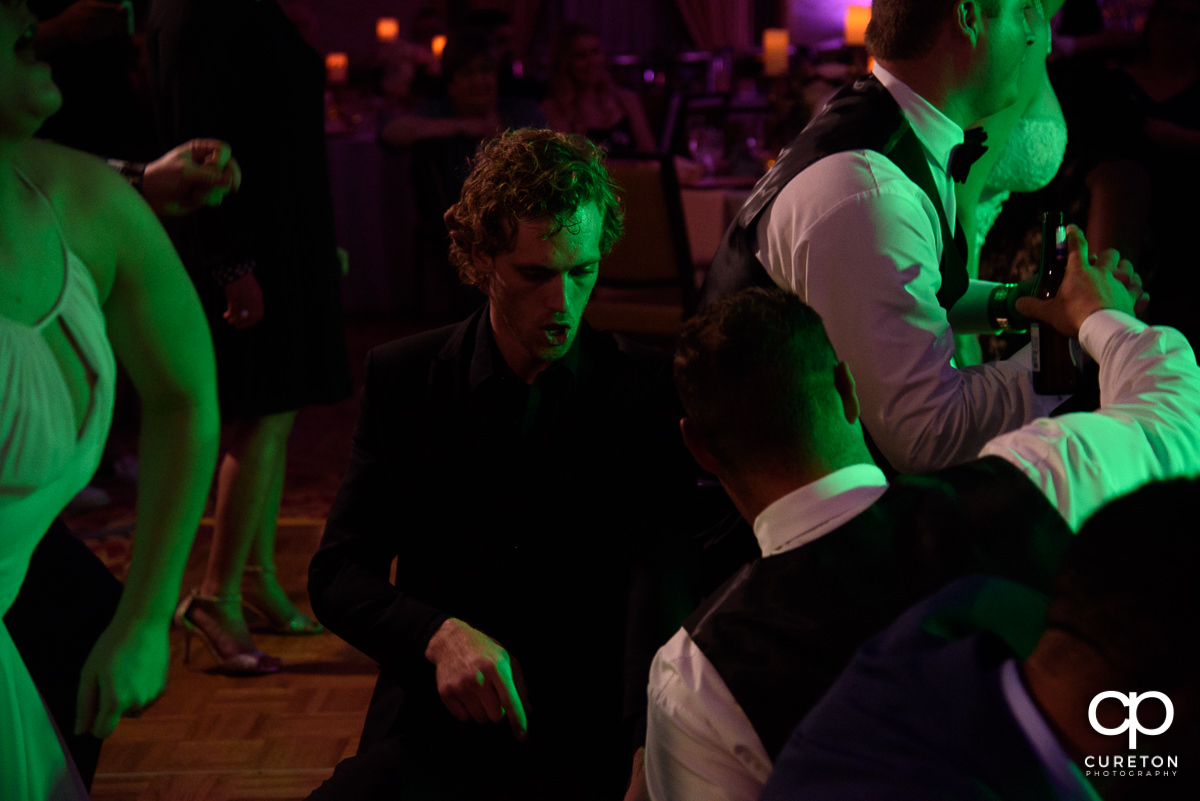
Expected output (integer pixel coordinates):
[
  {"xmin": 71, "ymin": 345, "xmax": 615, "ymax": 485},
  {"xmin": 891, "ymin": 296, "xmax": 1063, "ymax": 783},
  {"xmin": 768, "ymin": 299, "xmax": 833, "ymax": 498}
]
[{"xmin": 0, "ymin": 0, "xmax": 218, "ymax": 796}]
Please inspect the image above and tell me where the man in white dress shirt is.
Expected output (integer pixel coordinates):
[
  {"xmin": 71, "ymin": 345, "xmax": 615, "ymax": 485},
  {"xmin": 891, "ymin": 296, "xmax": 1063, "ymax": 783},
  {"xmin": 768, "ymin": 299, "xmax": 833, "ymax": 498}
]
[
  {"xmin": 701, "ymin": 0, "xmax": 1107, "ymax": 473},
  {"xmin": 646, "ymin": 228, "xmax": 1200, "ymax": 801}
]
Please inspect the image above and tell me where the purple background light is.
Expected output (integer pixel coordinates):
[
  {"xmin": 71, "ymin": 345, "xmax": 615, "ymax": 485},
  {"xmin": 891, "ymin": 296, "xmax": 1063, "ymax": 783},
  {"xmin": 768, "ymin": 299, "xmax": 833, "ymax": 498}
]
[{"xmin": 789, "ymin": 0, "xmax": 872, "ymax": 47}]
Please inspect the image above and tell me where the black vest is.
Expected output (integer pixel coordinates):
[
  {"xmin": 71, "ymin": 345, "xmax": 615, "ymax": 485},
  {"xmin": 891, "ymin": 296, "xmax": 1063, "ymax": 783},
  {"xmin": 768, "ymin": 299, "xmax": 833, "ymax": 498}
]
[
  {"xmin": 684, "ymin": 456, "xmax": 1071, "ymax": 761},
  {"xmin": 699, "ymin": 75, "xmax": 968, "ymax": 312}
]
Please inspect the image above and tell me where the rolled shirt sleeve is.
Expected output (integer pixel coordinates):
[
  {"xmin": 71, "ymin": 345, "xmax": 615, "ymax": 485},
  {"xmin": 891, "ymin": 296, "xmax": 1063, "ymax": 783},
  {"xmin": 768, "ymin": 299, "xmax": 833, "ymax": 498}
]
[
  {"xmin": 759, "ymin": 151, "xmax": 1062, "ymax": 473},
  {"xmin": 980, "ymin": 311, "xmax": 1200, "ymax": 530}
]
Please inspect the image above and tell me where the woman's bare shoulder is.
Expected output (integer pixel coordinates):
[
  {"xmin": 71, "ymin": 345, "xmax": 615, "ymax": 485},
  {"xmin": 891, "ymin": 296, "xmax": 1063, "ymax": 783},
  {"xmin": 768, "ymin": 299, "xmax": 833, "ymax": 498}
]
[
  {"xmin": 15, "ymin": 139, "xmax": 125, "ymax": 208},
  {"xmin": 13, "ymin": 139, "xmax": 133, "ymax": 299}
]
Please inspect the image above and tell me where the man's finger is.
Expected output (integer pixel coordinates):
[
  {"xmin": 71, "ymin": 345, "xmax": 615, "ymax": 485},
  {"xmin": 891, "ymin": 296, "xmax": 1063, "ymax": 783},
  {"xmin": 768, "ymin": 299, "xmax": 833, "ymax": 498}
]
[
  {"xmin": 1014, "ymin": 295, "xmax": 1050, "ymax": 320},
  {"xmin": 479, "ymin": 681, "xmax": 507, "ymax": 723},
  {"xmin": 496, "ymin": 662, "xmax": 528, "ymax": 740},
  {"xmin": 189, "ymin": 139, "xmax": 233, "ymax": 169},
  {"xmin": 456, "ymin": 689, "xmax": 491, "ymax": 724},
  {"xmin": 1065, "ymin": 224, "xmax": 1088, "ymax": 267},
  {"xmin": 226, "ymin": 158, "xmax": 243, "ymax": 191},
  {"xmin": 443, "ymin": 695, "xmax": 470, "ymax": 722}
]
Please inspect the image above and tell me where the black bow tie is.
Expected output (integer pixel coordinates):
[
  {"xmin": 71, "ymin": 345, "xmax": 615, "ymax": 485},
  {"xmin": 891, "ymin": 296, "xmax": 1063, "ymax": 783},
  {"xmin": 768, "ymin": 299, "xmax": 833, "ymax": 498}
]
[{"xmin": 949, "ymin": 128, "xmax": 989, "ymax": 183}]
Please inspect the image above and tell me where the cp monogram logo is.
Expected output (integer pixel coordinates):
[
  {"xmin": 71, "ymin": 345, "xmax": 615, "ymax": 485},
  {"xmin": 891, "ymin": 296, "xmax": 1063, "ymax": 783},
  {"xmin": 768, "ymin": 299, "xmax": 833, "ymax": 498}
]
[{"xmin": 1088, "ymin": 691, "xmax": 1174, "ymax": 749}]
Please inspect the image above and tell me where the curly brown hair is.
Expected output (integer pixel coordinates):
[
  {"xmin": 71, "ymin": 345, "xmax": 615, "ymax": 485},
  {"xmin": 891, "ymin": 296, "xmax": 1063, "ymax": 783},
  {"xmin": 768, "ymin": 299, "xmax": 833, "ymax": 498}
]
[{"xmin": 445, "ymin": 128, "xmax": 624, "ymax": 288}]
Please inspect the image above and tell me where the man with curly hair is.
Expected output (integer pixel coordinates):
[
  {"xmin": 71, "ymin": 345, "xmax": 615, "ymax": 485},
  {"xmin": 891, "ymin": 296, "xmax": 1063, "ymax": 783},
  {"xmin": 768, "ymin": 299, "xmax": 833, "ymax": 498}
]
[{"xmin": 306, "ymin": 128, "xmax": 698, "ymax": 800}]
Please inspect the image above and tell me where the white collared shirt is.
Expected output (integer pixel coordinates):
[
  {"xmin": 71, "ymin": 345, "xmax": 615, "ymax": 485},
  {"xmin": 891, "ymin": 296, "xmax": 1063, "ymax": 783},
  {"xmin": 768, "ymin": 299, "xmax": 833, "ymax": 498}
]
[
  {"xmin": 752, "ymin": 463, "xmax": 889, "ymax": 556},
  {"xmin": 645, "ymin": 311, "xmax": 1200, "ymax": 801},
  {"xmin": 646, "ymin": 464, "xmax": 889, "ymax": 801},
  {"xmin": 756, "ymin": 65, "xmax": 1064, "ymax": 474},
  {"xmin": 873, "ymin": 64, "xmax": 962, "ymax": 231}
]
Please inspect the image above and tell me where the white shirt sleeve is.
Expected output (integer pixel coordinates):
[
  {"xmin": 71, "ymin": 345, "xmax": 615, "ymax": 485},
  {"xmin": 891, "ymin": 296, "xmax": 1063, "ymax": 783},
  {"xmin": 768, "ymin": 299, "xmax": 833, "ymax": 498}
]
[
  {"xmin": 759, "ymin": 151, "xmax": 1062, "ymax": 473},
  {"xmin": 980, "ymin": 311, "xmax": 1200, "ymax": 530},
  {"xmin": 645, "ymin": 630, "xmax": 772, "ymax": 801}
]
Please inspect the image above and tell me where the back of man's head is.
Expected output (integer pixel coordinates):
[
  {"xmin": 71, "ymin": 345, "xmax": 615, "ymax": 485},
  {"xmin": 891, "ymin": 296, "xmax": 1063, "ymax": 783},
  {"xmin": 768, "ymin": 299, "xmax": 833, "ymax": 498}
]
[
  {"xmin": 866, "ymin": 0, "xmax": 1000, "ymax": 60},
  {"xmin": 674, "ymin": 287, "xmax": 849, "ymax": 474},
  {"xmin": 445, "ymin": 128, "xmax": 624, "ymax": 288},
  {"xmin": 1046, "ymin": 477, "xmax": 1200, "ymax": 691}
]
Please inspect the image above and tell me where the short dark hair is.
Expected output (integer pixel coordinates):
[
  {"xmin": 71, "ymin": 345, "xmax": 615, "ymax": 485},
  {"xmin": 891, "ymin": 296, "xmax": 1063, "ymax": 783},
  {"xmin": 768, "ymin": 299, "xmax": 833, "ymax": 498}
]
[
  {"xmin": 1046, "ymin": 478, "xmax": 1200, "ymax": 689},
  {"xmin": 866, "ymin": 0, "xmax": 1001, "ymax": 61},
  {"xmin": 445, "ymin": 128, "xmax": 624, "ymax": 288},
  {"xmin": 674, "ymin": 288, "xmax": 840, "ymax": 470}
]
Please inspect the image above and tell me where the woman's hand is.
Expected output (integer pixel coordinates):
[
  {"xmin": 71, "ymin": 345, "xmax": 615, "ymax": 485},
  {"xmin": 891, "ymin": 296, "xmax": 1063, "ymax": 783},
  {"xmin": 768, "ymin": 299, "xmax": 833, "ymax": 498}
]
[{"xmin": 75, "ymin": 618, "xmax": 169, "ymax": 739}]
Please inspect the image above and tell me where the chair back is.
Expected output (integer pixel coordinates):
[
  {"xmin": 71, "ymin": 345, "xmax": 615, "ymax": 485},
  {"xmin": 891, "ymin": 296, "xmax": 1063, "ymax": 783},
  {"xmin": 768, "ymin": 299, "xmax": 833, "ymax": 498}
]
[{"xmin": 602, "ymin": 154, "xmax": 695, "ymax": 306}]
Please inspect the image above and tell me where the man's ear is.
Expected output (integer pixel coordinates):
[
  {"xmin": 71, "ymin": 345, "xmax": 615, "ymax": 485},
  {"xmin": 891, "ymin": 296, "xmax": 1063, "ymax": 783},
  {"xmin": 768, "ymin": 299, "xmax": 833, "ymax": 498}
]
[
  {"xmin": 680, "ymin": 418, "xmax": 722, "ymax": 475},
  {"xmin": 833, "ymin": 361, "xmax": 860, "ymax": 425},
  {"xmin": 957, "ymin": 0, "xmax": 983, "ymax": 47}
]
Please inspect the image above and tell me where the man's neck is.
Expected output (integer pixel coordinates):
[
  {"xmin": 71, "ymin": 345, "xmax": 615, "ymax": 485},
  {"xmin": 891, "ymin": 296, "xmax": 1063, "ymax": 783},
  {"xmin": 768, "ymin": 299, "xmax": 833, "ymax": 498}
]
[
  {"xmin": 727, "ymin": 453, "xmax": 877, "ymax": 525},
  {"xmin": 876, "ymin": 58, "xmax": 976, "ymax": 129},
  {"xmin": 487, "ymin": 311, "xmax": 551, "ymax": 385}
]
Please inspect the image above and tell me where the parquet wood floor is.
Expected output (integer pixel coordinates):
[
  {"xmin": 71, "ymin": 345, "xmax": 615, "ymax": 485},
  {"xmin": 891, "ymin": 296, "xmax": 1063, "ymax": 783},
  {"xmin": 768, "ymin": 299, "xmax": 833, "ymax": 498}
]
[
  {"xmin": 80, "ymin": 315, "xmax": 429, "ymax": 801},
  {"xmin": 89, "ymin": 522, "xmax": 376, "ymax": 801}
]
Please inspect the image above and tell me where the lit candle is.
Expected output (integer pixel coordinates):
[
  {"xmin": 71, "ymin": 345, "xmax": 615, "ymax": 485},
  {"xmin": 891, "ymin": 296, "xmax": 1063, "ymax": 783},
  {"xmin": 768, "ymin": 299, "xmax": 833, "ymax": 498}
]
[
  {"xmin": 376, "ymin": 17, "xmax": 399, "ymax": 43},
  {"xmin": 325, "ymin": 52, "xmax": 349, "ymax": 85},
  {"xmin": 762, "ymin": 29, "xmax": 789, "ymax": 77},
  {"xmin": 431, "ymin": 34, "xmax": 447, "ymax": 60},
  {"xmin": 845, "ymin": 5, "xmax": 872, "ymax": 47}
]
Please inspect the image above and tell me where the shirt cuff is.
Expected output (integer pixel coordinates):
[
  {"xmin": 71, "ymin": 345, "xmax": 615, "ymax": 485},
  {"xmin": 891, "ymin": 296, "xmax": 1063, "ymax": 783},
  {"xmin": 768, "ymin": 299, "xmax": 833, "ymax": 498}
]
[
  {"xmin": 106, "ymin": 158, "xmax": 147, "ymax": 194},
  {"xmin": 1078, "ymin": 309, "xmax": 1143, "ymax": 359}
]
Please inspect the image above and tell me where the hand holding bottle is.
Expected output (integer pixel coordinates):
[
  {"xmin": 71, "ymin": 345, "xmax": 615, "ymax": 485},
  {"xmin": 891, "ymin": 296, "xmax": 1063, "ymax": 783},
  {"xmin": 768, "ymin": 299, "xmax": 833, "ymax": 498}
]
[{"xmin": 1015, "ymin": 224, "xmax": 1136, "ymax": 339}]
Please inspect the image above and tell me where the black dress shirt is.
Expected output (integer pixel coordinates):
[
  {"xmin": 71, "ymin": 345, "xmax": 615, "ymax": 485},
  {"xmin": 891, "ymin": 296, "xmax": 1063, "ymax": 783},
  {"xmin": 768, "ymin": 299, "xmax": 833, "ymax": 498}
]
[{"xmin": 309, "ymin": 306, "xmax": 701, "ymax": 798}]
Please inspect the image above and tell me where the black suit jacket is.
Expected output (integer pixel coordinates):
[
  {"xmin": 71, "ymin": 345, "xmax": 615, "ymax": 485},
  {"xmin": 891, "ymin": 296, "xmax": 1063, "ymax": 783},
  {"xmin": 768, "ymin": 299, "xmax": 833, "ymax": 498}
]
[{"xmin": 309, "ymin": 307, "xmax": 700, "ymax": 794}]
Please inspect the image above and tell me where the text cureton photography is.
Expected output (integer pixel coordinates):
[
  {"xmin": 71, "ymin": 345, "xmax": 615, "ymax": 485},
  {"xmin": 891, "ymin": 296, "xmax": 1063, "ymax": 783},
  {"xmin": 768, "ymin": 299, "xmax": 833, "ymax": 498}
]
[{"xmin": 1085, "ymin": 691, "xmax": 1180, "ymax": 778}]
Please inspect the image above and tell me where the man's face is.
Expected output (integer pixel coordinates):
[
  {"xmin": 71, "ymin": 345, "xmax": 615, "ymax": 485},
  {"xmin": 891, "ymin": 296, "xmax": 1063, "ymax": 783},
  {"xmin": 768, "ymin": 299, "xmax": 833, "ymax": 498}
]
[
  {"xmin": 974, "ymin": 0, "xmax": 1040, "ymax": 118},
  {"xmin": 475, "ymin": 202, "xmax": 602, "ymax": 381}
]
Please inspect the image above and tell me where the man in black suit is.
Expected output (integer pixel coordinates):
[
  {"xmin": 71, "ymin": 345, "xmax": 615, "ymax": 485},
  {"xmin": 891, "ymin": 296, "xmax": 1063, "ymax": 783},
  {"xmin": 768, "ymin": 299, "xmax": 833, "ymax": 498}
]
[
  {"xmin": 763, "ymin": 478, "xmax": 1200, "ymax": 801},
  {"xmin": 306, "ymin": 128, "xmax": 699, "ymax": 800}
]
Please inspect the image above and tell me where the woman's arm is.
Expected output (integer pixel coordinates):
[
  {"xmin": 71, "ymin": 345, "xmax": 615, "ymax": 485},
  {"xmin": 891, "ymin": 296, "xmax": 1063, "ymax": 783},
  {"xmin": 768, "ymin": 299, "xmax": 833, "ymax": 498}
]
[
  {"xmin": 43, "ymin": 143, "xmax": 221, "ymax": 738},
  {"xmin": 380, "ymin": 112, "xmax": 500, "ymax": 148}
]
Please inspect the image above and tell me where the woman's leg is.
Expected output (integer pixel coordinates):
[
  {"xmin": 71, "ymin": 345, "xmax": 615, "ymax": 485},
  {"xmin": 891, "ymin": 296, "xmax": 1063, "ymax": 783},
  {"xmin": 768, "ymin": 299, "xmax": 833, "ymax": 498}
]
[
  {"xmin": 200, "ymin": 410, "xmax": 297, "ymax": 597},
  {"xmin": 242, "ymin": 423, "xmax": 322, "ymax": 633},
  {"xmin": 184, "ymin": 409, "xmax": 297, "ymax": 670}
]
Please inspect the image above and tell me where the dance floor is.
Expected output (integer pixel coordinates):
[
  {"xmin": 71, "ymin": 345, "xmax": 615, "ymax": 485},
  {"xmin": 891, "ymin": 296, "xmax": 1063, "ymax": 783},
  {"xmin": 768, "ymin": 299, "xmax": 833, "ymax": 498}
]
[
  {"xmin": 89, "ymin": 520, "xmax": 374, "ymax": 800},
  {"xmin": 66, "ymin": 315, "xmax": 426, "ymax": 801}
]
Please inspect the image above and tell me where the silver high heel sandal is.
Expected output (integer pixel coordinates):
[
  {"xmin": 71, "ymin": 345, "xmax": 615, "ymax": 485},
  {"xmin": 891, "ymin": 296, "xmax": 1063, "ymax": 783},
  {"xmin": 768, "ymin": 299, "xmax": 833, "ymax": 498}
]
[{"xmin": 174, "ymin": 590, "xmax": 282, "ymax": 675}]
